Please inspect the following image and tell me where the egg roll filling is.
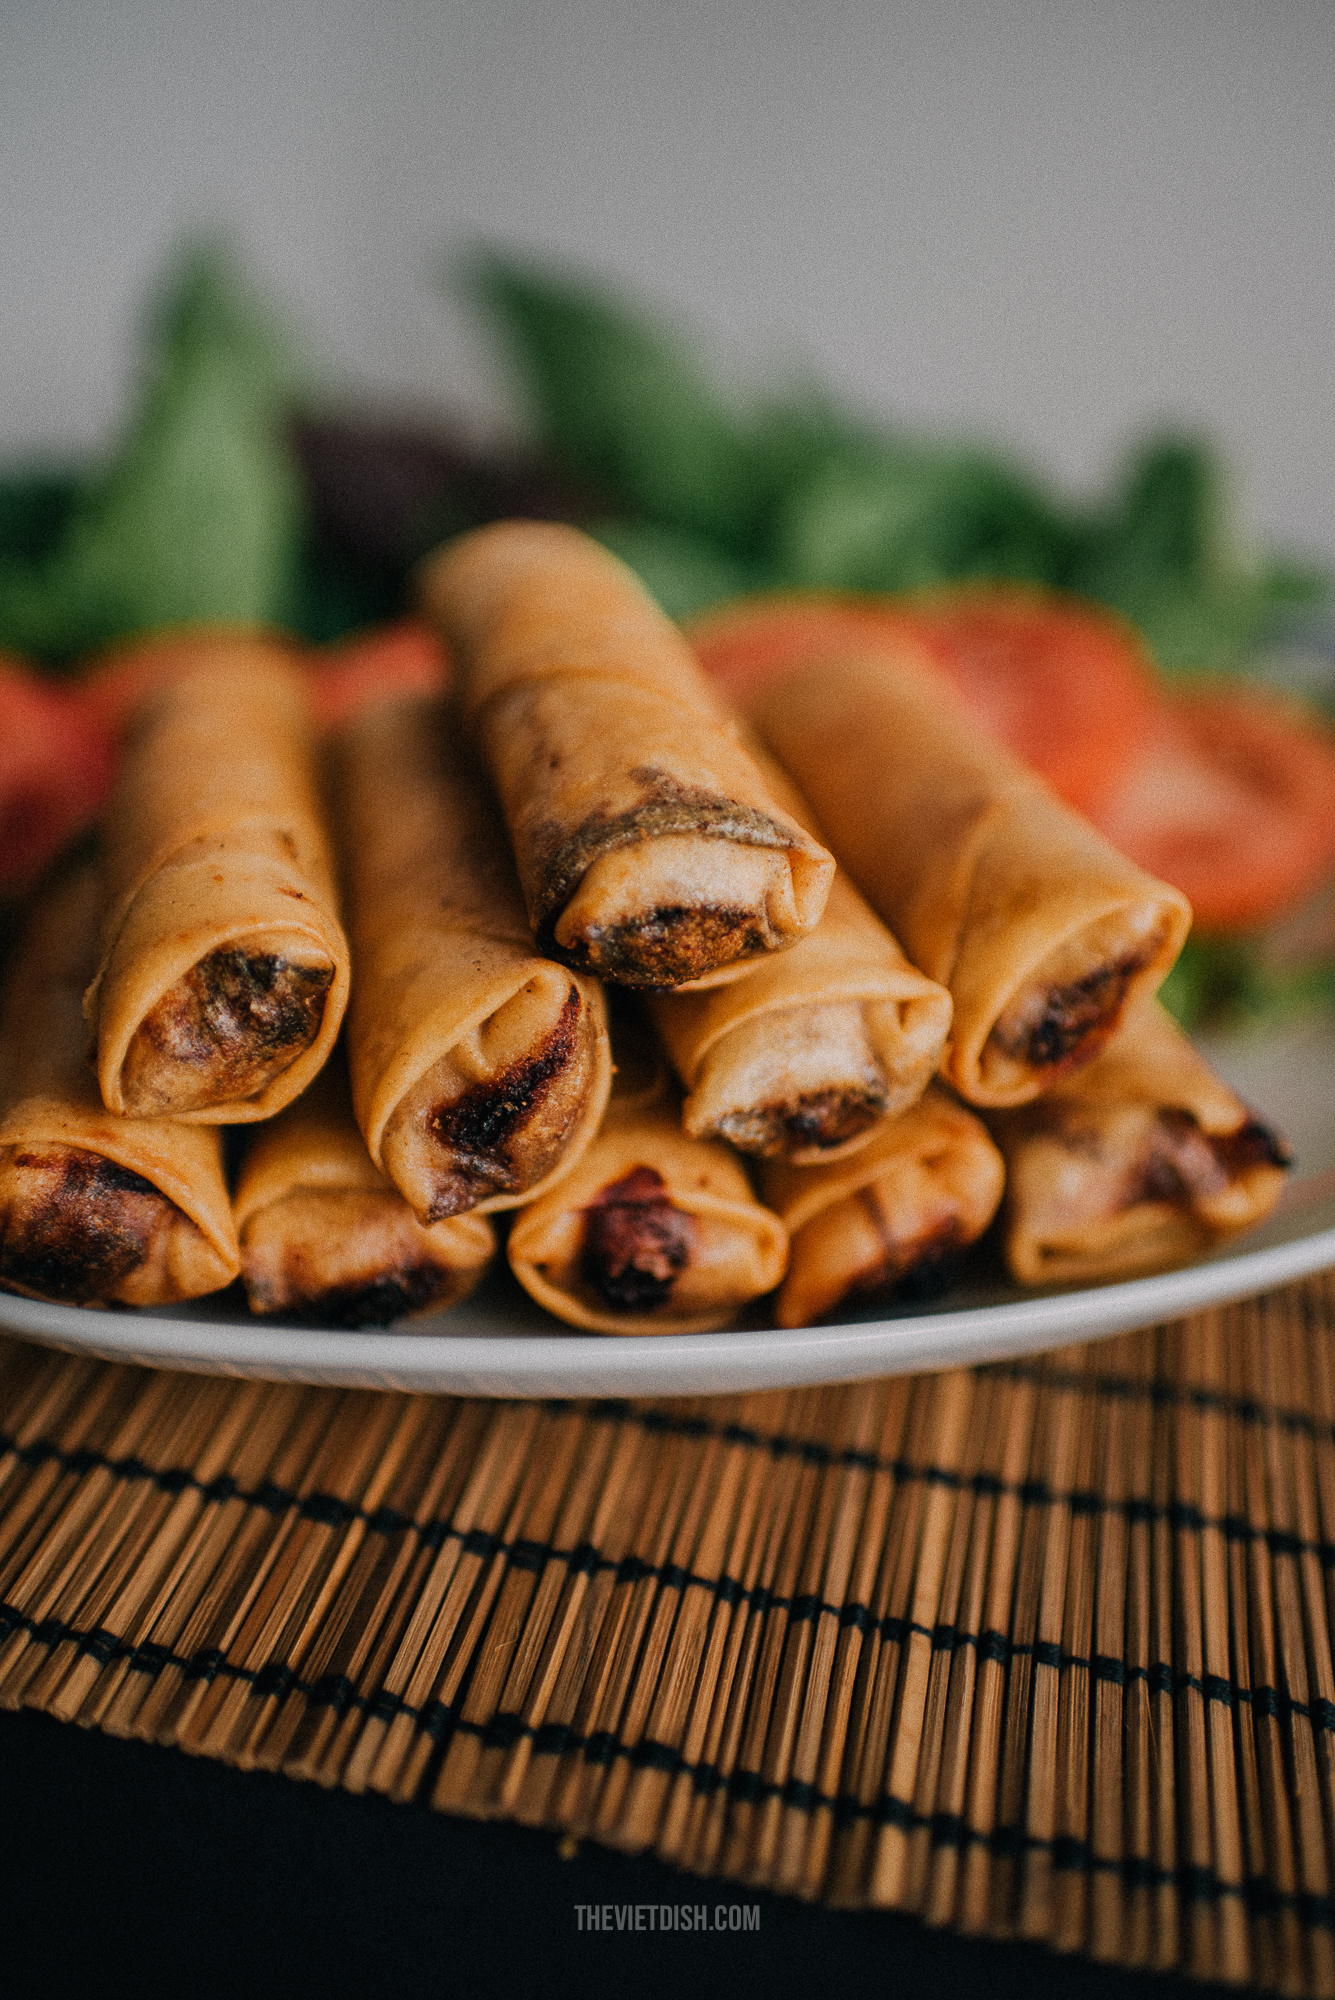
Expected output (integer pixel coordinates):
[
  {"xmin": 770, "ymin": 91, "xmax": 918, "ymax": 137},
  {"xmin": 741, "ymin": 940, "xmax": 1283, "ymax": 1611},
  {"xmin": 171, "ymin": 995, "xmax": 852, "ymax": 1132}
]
[
  {"xmin": 983, "ymin": 906, "xmax": 1174, "ymax": 1090},
  {"xmin": 240, "ymin": 1188, "xmax": 492, "ymax": 1326},
  {"xmin": 379, "ymin": 979, "xmax": 600, "ymax": 1220},
  {"xmin": 120, "ymin": 945, "xmax": 335, "ymax": 1117},
  {"xmin": 687, "ymin": 1002, "xmax": 890, "ymax": 1157},
  {"xmin": 580, "ymin": 1166, "xmax": 696, "ymax": 1311},
  {"xmin": 0, "ymin": 1144, "xmax": 212, "ymax": 1308},
  {"xmin": 551, "ymin": 826, "xmax": 802, "ymax": 986}
]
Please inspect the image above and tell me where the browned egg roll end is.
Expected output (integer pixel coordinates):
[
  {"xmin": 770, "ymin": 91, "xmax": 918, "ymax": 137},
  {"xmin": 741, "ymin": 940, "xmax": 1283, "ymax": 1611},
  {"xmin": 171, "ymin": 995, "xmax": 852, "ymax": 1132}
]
[
  {"xmin": 508, "ymin": 1099, "xmax": 788, "ymax": 1333},
  {"xmin": 764, "ymin": 1089, "xmax": 1005, "ymax": 1328},
  {"xmin": 991, "ymin": 1003, "xmax": 1291, "ymax": 1284},
  {"xmin": 0, "ymin": 1138, "xmax": 239, "ymax": 1308},
  {"xmin": 419, "ymin": 522, "xmax": 835, "ymax": 988},
  {"xmin": 373, "ymin": 970, "xmax": 613, "ymax": 1220},
  {"xmin": 239, "ymin": 1191, "xmax": 494, "ymax": 1326}
]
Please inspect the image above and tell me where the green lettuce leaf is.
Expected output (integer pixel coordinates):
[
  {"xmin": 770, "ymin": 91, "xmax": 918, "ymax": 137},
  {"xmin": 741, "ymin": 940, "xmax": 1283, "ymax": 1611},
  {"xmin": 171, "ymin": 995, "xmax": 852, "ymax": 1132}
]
[{"xmin": 0, "ymin": 241, "xmax": 308, "ymax": 660}]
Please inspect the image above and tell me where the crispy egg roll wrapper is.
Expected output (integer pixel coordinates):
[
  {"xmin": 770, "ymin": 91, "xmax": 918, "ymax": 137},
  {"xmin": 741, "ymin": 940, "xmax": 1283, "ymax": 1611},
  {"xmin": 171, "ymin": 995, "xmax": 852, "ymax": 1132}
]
[
  {"xmin": 85, "ymin": 633, "xmax": 350, "ymax": 1123},
  {"xmin": 338, "ymin": 696, "xmax": 611, "ymax": 1222},
  {"xmin": 1, "ymin": 868, "xmax": 239, "ymax": 1307},
  {"xmin": 761, "ymin": 1086, "xmax": 1004, "ymax": 1328},
  {"xmin": 507, "ymin": 1067, "xmax": 789, "ymax": 1335},
  {"xmin": 648, "ymin": 746, "xmax": 951, "ymax": 1160},
  {"xmin": 988, "ymin": 1002, "xmax": 1290, "ymax": 1285},
  {"xmin": 750, "ymin": 643, "xmax": 1192, "ymax": 1107},
  {"xmin": 234, "ymin": 1055, "xmax": 495, "ymax": 1325},
  {"xmin": 418, "ymin": 522, "xmax": 834, "ymax": 988}
]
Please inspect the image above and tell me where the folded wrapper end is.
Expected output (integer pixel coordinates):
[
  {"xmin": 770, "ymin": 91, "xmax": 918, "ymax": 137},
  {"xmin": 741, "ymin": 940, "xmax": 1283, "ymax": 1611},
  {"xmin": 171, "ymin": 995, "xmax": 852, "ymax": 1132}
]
[
  {"xmin": 507, "ymin": 1034, "xmax": 789, "ymax": 1334},
  {"xmin": 761, "ymin": 1085, "xmax": 1005, "ymax": 1328},
  {"xmin": 987, "ymin": 1000, "xmax": 1291, "ymax": 1285}
]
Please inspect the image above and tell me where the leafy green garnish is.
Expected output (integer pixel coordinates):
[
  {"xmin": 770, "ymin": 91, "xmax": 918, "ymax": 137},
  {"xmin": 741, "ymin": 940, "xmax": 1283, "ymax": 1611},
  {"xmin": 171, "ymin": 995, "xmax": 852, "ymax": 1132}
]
[
  {"xmin": 0, "ymin": 241, "xmax": 308, "ymax": 661},
  {"xmin": 460, "ymin": 252, "xmax": 1328, "ymax": 654},
  {"xmin": 1160, "ymin": 934, "xmax": 1335, "ymax": 1035}
]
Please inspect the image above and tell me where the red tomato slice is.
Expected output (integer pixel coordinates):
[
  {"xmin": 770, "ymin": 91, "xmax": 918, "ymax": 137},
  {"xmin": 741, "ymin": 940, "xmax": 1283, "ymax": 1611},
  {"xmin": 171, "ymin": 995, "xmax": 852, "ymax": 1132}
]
[
  {"xmin": 1091, "ymin": 686, "xmax": 1335, "ymax": 933},
  {"xmin": 0, "ymin": 658, "xmax": 114, "ymax": 893},
  {"xmin": 311, "ymin": 618, "xmax": 450, "ymax": 730},
  {"xmin": 687, "ymin": 585, "xmax": 1160, "ymax": 816},
  {"xmin": 893, "ymin": 585, "xmax": 1162, "ymax": 815}
]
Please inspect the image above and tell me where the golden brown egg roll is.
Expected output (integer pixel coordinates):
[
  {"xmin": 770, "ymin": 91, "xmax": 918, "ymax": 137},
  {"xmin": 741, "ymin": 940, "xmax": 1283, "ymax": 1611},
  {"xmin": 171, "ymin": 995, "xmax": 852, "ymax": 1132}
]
[
  {"xmin": 418, "ymin": 521, "xmax": 834, "ymax": 987},
  {"xmin": 507, "ymin": 1040, "xmax": 788, "ymax": 1334},
  {"xmin": 336, "ymin": 695, "xmax": 611, "ymax": 1222},
  {"xmin": 750, "ymin": 640, "xmax": 1192, "ymax": 1107},
  {"xmin": 988, "ymin": 1002, "xmax": 1290, "ymax": 1285},
  {"xmin": 233, "ymin": 1053, "xmax": 495, "ymax": 1325},
  {"xmin": 0, "ymin": 867, "xmax": 240, "ymax": 1307},
  {"xmin": 760, "ymin": 1086, "xmax": 1005, "ymax": 1328},
  {"xmin": 85, "ymin": 632, "xmax": 350, "ymax": 1123},
  {"xmin": 648, "ymin": 861, "xmax": 952, "ymax": 1161},
  {"xmin": 646, "ymin": 740, "xmax": 950, "ymax": 1160}
]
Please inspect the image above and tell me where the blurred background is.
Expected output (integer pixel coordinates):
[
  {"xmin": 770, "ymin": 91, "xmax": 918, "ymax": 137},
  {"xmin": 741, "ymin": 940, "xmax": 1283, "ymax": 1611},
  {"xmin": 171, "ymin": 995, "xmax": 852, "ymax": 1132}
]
[{"xmin": 1, "ymin": 0, "xmax": 1331, "ymax": 558}]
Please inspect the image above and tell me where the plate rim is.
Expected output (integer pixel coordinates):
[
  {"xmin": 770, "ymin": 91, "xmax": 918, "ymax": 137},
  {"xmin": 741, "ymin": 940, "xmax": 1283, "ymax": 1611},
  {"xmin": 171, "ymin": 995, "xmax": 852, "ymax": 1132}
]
[{"xmin": 5, "ymin": 1216, "xmax": 1335, "ymax": 1398}]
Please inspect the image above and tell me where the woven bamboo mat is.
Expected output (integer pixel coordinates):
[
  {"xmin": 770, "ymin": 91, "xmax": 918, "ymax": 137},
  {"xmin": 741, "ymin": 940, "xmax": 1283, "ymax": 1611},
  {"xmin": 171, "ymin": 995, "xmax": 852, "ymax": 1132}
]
[{"xmin": 6, "ymin": 1282, "xmax": 1335, "ymax": 1991}]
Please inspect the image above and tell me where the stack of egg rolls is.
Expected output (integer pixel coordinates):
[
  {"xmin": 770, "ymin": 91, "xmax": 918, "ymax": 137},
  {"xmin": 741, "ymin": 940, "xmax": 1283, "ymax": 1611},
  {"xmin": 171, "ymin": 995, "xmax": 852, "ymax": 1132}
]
[
  {"xmin": 85, "ymin": 634, "xmax": 350, "ymax": 1123},
  {"xmin": 0, "ymin": 866, "xmax": 240, "ymax": 1307},
  {"xmin": 419, "ymin": 522, "xmax": 835, "ymax": 988}
]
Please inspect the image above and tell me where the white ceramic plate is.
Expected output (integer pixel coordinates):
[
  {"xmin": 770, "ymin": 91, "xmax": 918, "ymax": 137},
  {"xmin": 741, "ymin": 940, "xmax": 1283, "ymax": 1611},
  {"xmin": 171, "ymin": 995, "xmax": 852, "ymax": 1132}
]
[{"xmin": 4, "ymin": 1020, "xmax": 1335, "ymax": 1398}]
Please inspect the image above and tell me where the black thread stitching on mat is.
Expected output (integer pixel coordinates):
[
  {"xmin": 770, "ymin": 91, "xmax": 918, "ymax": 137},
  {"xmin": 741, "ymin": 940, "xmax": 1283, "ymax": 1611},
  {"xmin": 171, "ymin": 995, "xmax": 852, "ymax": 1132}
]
[
  {"xmin": 3, "ymin": 1588, "xmax": 1333, "ymax": 1739},
  {"xmin": 3, "ymin": 1423, "xmax": 1332, "ymax": 1573},
  {"xmin": 0, "ymin": 1594, "xmax": 1330, "ymax": 1930}
]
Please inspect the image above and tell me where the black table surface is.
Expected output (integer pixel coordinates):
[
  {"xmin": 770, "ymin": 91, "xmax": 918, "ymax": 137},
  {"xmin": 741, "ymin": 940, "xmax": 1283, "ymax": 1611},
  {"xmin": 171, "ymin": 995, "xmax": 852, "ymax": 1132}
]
[{"xmin": 2, "ymin": 1707, "xmax": 1251, "ymax": 2000}]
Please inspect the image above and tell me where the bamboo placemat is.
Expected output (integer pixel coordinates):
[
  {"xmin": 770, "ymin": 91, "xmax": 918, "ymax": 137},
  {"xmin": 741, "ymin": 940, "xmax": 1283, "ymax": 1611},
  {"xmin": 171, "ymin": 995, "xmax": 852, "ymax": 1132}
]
[{"xmin": 5, "ymin": 1281, "xmax": 1335, "ymax": 1991}]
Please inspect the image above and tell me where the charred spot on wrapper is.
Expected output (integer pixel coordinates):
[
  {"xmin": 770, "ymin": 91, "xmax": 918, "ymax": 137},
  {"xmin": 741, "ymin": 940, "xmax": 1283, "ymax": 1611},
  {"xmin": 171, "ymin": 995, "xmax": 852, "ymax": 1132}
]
[
  {"xmin": 121, "ymin": 948, "xmax": 334, "ymax": 1115},
  {"xmin": 254, "ymin": 1262, "xmax": 459, "ymax": 1328},
  {"xmin": 1132, "ymin": 1108, "xmax": 1294, "ymax": 1209},
  {"xmin": 0, "ymin": 1149, "xmax": 177, "ymax": 1304},
  {"xmin": 580, "ymin": 1166, "xmax": 695, "ymax": 1311},
  {"xmin": 424, "ymin": 986, "xmax": 589, "ymax": 1216},
  {"xmin": 819, "ymin": 1197, "xmax": 965, "ymax": 1321}
]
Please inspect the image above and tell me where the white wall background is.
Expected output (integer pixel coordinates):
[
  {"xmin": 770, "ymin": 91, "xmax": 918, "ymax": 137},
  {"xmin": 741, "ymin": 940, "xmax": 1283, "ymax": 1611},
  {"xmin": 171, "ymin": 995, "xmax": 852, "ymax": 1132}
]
[{"xmin": 1, "ymin": 0, "xmax": 1332, "ymax": 554}]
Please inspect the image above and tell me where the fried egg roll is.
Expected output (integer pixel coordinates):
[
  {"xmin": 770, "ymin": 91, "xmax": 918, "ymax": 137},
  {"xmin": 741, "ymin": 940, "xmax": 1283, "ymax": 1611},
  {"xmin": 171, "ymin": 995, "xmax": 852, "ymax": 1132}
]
[
  {"xmin": 337, "ymin": 695, "xmax": 611, "ymax": 1222},
  {"xmin": 648, "ymin": 860, "xmax": 952, "ymax": 1161},
  {"xmin": 761, "ymin": 1087, "xmax": 1005, "ymax": 1328},
  {"xmin": 751, "ymin": 641, "xmax": 1192, "ymax": 1107},
  {"xmin": 988, "ymin": 1002, "xmax": 1290, "ymax": 1285},
  {"xmin": 233, "ymin": 1053, "xmax": 495, "ymax": 1325},
  {"xmin": 1, "ymin": 868, "xmax": 239, "ymax": 1307},
  {"xmin": 85, "ymin": 633, "xmax": 350, "ymax": 1123},
  {"xmin": 507, "ymin": 1040, "xmax": 788, "ymax": 1334},
  {"xmin": 418, "ymin": 522, "xmax": 834, "ymax": 987}
]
